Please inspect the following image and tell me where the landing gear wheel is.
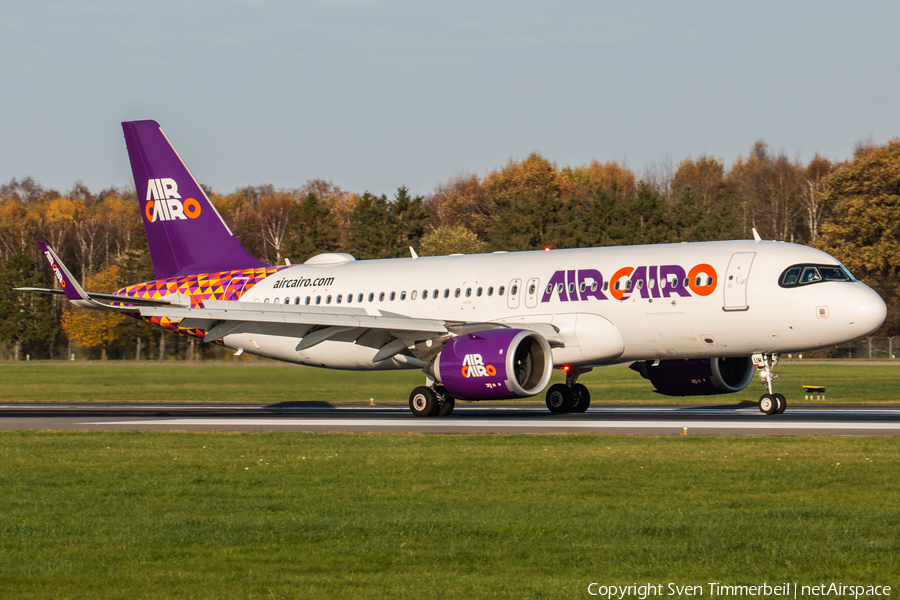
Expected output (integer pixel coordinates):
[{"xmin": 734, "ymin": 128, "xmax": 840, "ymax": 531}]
[
  {"xmin": 570, "ymin": 383, "xmax": 591, "ymax": 413},
  {"xmin": 409, "ymin": 386, "xmax": 439, "ymax": 417},
  {"xmin": 546, "ymin": 383, "xmax": 574, "ymax": 414},
  {"xmin": 438, "ymin": 396, "xmax": 455, "ymax": 417},
  {"xmin": 759, "ymin": 393, "xmax": 778, "ymax": 415},
  {"xmin": 774, "ymin": 393, "xmax": 786, "ymax": 414}
]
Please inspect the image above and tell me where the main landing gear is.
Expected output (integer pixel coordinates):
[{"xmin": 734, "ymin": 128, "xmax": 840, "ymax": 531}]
[
  {"xmin": 545, "ymin": 367, "xmax": 592, "ymax": 414},
  {"xmin": 754, "ymin": 353, "xmax": 786, "ymax": 415},
  {"xmin": 409, "ymin": 385, "xmax": 455, "ymax": 418}
]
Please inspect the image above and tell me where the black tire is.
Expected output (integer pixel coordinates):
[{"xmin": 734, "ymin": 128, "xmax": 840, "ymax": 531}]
[
  {"xmin": 759, "ymin": 393, "xmax": 777, "ymax": 415},
  {"xmin": 570, "ymin": 383, "xmax": 591, "ymax": 413},
  {"xmin": 546, "ymin": 383, "xmax": 573, "ymax": 414},
  {"xmin": 438, "ymin": 396, "xmax": 455, "ymax": 417},
  {"xmin": 774, "ymin": 393, "xmax": 787, "ymax": 414},
  {"xmin": 409, "ymin": 386, "xmax": 439, "ymax": 417}
]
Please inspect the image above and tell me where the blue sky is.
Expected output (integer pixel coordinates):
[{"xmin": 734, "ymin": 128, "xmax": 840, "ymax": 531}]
[{"xmin": 2, "ymin": 1, "xmax": 898, "ymax": 197}]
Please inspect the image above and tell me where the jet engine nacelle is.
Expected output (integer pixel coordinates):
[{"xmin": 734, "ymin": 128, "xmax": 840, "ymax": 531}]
[
  {"xmin": 431, "ymin": 329, "xmax": 553, "ymax": 400},
  {"xmin": 630, "ymin": 357, "xmax": 755, "ymax": 396}
]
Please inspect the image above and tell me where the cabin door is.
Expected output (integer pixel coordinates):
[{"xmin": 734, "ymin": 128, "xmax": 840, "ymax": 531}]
[{"xmin": 723, "ymin": 252, "xmax": 755, "ymax": 311}]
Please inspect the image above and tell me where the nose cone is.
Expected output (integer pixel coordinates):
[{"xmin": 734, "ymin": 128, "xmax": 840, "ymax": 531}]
[{"xmin": 846, "ymin": 284, "xmax": 887, "ymax": 337}]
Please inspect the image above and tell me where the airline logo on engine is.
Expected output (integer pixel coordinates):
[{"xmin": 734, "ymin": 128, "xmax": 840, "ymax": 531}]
[
  {"xmin": 461, "ymin": 354, "xmax": 497, "ymax": 378},
  {"xmin": 144, "ymin": 178, "xmax": 202, "ymax": 223}
]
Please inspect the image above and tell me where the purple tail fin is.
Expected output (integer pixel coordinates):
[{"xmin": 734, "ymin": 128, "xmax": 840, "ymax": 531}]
[{"xmin": 122, "ymin": 120, "xmax": 268, "ymax": 279}]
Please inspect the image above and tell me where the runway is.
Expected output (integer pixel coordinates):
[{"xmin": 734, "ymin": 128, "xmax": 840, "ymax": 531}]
[{"xmin": 2, "ymin": 402, "xmax": 900, "ymax": 435}]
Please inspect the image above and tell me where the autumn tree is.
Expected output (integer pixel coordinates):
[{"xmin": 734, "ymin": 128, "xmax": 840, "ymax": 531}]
[
  {"xmin": 817, "ymin": 139, "xmax": 900, "ymax": 335},
  {"xmin": 419, "ymin": 225, "xmax": 487, "ymax": 256},
  {"xmin": 728, "ymin": 141, "xmax": 807, "ymax": 242},
  {"xmin": 61, "ymin": 265, "xmax": 126, "ymax": 360}
]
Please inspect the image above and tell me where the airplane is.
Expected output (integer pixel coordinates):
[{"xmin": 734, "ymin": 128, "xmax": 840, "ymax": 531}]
[{"xmin": 20, "ymin": 120, "xmax": 887, "ymax": 417}]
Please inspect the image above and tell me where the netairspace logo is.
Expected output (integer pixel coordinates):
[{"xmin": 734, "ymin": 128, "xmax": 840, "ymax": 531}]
[
  {"xmin": 144, "ymin": 178, "xmax": 202, "ymax": 222},
  {"xmin": 586, "ymin": 582, "xmax": 892, "ymax": 599}
]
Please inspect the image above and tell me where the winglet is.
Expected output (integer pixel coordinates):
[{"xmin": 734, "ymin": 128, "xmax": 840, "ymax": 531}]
[
  {"xmin": 37, "ymin": 243, "xmax": 134, "ymax": 312},
  {"xmin": 39, "ymin": 242, "xmax": 89, "ymax": 302}
]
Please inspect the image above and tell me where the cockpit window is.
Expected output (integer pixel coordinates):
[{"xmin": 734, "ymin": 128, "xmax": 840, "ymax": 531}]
[{"xmin": 779, "ymin": 264, "xmax": 854, "ymax": 288}]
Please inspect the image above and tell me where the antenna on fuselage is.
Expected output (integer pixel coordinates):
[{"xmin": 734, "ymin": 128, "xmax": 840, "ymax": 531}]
[{"xmin": 752, "ymin": 228, "xmax": 762, "ymax": 243}]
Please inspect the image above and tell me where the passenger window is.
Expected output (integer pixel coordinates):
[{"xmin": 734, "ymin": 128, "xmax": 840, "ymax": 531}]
[
  {"xmin": 294, "ymin": 297, "xmax": 300, "ymax": 304},
  {"xmin": 326, "ymin": 295, "xmax": 332, "ymax": 304},
  {"xmin": 433, "ymin": 289, "xmax": 439, "ymax": 299},
  {"xmin": 401, "ymin": 291, "xmax": 407, "ymax": 300},
  {"xmin": 357, "ymin": 293, "xmax": 363, "ymax": 303},
  {"xmin": 580, "ymin": 282, "xmax": 586, "ymax": 293},
  {"xmin": 466, "ymin": 288, "xmax": 472, "ymax": 297},
  {"xmin": 273, "ymin": 297, "xmax": 279, "ymax": 304},
  {"xmin": 305, "ymin": 296, "xmax": 311, "ymax": 305},
  {"xmin": 637, "ymin": 280, "xmax": 643, "ymax": 289},
  {"xmin": 476, "ymin": 287, "xmax": 482, "ymax": 297},
  {"xmin": 254, "ymin": 298, "xmax": 260, "ymax": 302},
  {"xmin": 557, "ymin": 283, "xmax": 564, "ymax": 293},
  {"xmin": 528, "ymin": 283, "xmax": 536, "ymax": 294},
  {"xmin": 603, "ymin": 282, "xmax": 608, "ymax": 291},
  {"xmin": 411, "ymin": 290, "xmax": 417, "ymax": 300},
  {"xmin": 315, "ymin": 296, "xmax": 321, "ymax": 305},
  {"xmin": 499, "ymin": 286, "xmax": 505, "ymax": 296},
  {"xmin": 567, "ymin": 282, "xmax": 575, "ymax": 294},
  {"xmin": 591, "ymin": 282, "xmax": 598, "ymax": 292},
  {"xmin": 454, "ymin": 288, "xmax": 461, "ymax": 298},
  {"xmin": 264, "ymin": 298, "xmax": 270, "ymax": 303},
  {"xmin": 389, "ymin": 292, "xmax": 396, "ymax": 301},
  {"xmin": 337, "ymin": 294, "xmax": 342, "ymax": 303},
  {"xmin": 368, "ymin": 293, "xmax": 374, "ymax": 302},
  {"xmin": 444, "ymin": 289, "xmax": 450, "ymax": 298},
  {"xmin": 488, "ymin": 286, "xmax": 494, "ymax": 296},
  {"xmin": 347, "ymin": 294, "xmax": 353, "ymax": 304},
  {"xmin": 379, "ymin": 292, "xmax": 386, "ymax": 301},
  {"xmin": 284, "ymin": 297, "xmax": 290, "ymax": 304},
  {"xmin": 546, "ymin": 283, "xmax": 554, "ymax": 294},
  {"xmin": 422, "ymin": 290, "xmax": 428, "ymax": 299},
  {"xmin": 511, "ymin": 285, "xmax": 518, "ymax": 295},
  {"xmin": 706, "ymin": 277, "xmax": 713, "ymax": 286}
]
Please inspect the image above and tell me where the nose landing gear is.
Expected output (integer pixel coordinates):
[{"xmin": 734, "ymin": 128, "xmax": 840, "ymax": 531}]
[
  {"xmin": 753, "ymin": 353, "xmax": 786, "ymax": 415},
  {"xmin": 545, "ymin": 367, "xmax": 592, "ymax": 414}
]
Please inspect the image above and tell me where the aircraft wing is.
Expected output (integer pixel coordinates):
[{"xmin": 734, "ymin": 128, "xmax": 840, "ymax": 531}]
[
  {"xmin": 15, "ymin": 287, "xmax": 189, "ymax": 307},
  {"xmin": 22, "ymin": 243, "xmax": 190, "ymax": 312},
  {"xmin": 140, "ymin": 300, "xmax": 457, "ymax": 362}
]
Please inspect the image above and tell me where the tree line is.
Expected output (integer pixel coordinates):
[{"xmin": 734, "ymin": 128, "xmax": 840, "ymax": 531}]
[{"xmin": 0, "ymin": 138, "xmax": 897, "ymax": 360}]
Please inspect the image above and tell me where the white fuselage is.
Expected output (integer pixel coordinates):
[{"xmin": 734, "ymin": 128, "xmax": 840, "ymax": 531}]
[{"xmin": 221, "ymin": 240, "xmax": 886, "ymax": 370}]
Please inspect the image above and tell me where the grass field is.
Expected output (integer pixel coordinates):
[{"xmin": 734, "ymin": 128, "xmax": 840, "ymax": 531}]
[
  {"xmin": 0, "ymin": 432, "xmax": 898, "ymax": 599},
  {"xmin": 0, "ymin": 360, "xmax": 898, "ymax": 404}
]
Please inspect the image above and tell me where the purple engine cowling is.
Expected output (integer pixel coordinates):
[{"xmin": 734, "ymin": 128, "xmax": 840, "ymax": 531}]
[
  {"xmin": 630, "ymin": 357, "xmax": 755, "ymax": 396},
  {"xmin": 431, "ymin": 329, "xmax": 553, "ymax": 400}
]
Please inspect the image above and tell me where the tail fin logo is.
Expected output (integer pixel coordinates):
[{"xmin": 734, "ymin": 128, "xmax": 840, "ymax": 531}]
[{"xmin": 144, "ymin": 178, "xmax": 202, "ymax": 223}]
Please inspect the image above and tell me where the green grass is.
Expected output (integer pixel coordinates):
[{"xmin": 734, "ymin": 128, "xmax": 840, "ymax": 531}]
[
  {"xmin": 0, "ymin": 361, "xmax": 898, "ymax": 404},
  {"xmin": 0, "ymin": 432, "xmax": 897, "ymax": 598}
]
